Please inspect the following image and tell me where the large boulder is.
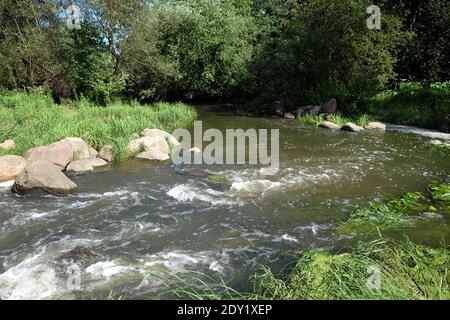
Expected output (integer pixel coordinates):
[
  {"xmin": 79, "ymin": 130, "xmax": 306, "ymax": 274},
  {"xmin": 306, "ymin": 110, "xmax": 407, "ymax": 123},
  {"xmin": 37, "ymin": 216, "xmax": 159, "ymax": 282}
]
[
  {"xmin": 295, "ymin": 105, "xmax": 314, "ymax": 116},
  {"xmin": 140, "ymin": 129, "xmax": 180, "ymax": 148},
  {"xmin": 310, "ymin": 105, "xmax": 322, "ymax": 116},
  {"xmin": 127, "ymin": 136, "xmax": 170, "ymax": 158},
  {"xmin": 319, "ymin": 121, "xmax": 341, "ymax": 130},
  {"xmin": 0, "ymin": 155, "xmax": 27, "ymax": 182},
  {"xmin": 12, "ymin": 160, "xmax": 77, "ymax": 196},
  {"xmin": 320, "ymin": 98, "xmax": 337, "ymax": 114},
  {"xmin": 25, "ymin": 137, "xmax": 91, "ymax": 170},
  {"xmin": 66, "ymin": 158, "xmax": 108, "ymax": 174},
  {"xmin": 341, "ymin": 122, "xmax": 364, "ymax": 132},
  {"xmin": 0, "ymin": 139, "xmax": 15, "ymax": 150},
  {"xmin": 98, "ymin": 145, "xmax": 115, "ymax": 162},
  {"xmin": 260, "ymin": 101, "xmax": 287, "ymax": 117},
  {"xmin": 364, "ymin": 122, "xmax": 386, "ymax": 130},
  {"xmin": 135, "ymin": 150, "xmax": 170, "ymax": 161}
]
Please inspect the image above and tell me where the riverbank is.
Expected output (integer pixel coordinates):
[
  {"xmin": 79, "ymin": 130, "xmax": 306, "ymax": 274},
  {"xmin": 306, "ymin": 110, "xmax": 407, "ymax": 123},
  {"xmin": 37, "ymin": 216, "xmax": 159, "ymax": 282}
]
[
  {"xmin": 178, "ymin": 181, "xmax": 449, "ymax": 300},
  {"xmin": 0, "ymin": 92, "xmax": 197, "ymax": 160}
]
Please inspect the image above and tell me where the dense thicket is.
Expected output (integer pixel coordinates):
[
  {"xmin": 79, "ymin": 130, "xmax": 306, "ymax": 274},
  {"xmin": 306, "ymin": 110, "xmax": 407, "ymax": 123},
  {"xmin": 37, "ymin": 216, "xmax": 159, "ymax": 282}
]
[{"xmin": 0, "ymin": 0, "xmax": 448, "ymax": 107}]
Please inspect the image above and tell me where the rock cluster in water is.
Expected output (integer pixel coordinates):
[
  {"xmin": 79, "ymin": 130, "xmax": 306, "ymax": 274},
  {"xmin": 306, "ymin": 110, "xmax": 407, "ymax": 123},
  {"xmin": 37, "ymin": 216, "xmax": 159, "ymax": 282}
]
[
  {"xmin": 319, "ymin": 121, "xmax": 386, "ymax": 132},
  {"xmin": 0, "ymin": 128, "xmax": 179, "ymax": 196},
  {"xmin": 259, "ymin": 98, "xmax": 339, "ymax": 120}
]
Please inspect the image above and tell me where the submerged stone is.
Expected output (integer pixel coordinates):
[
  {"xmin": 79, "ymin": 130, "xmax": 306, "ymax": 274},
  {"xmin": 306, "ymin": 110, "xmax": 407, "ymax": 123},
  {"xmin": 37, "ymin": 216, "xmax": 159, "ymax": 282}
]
[
  {"xmin": 177, "ymin": 167, "xmax": 209, "ymax": 177},
  {"xmin": 207, "ymin": 174, "xmax": 232, "ymax": 192}
]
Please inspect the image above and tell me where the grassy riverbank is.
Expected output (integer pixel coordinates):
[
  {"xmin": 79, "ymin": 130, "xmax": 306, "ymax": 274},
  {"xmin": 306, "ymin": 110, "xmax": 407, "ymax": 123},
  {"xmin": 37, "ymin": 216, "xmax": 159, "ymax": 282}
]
[
  {"xmin": 362, "ymin": 82, "xmax": 450, "ymax": 133},
  {"xmin": 173, "ymin": 181, "xmax": 449, "ymax": 300},
  {"xmin": 254, "ymin": 237, "xmax": 449, "ymax": 300},
  {"xmin": 0, "ymin": 92, "xmax": 197, "ymax": 160},
  {"xmin": 291, "ymin": 82, "xmax": 450, "ymax": 133}
]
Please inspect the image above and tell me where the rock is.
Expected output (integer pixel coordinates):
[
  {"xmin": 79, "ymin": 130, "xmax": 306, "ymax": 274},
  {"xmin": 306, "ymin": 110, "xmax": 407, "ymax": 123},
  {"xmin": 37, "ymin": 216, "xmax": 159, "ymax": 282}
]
[
  {"xmin": 25, "ymin": 137, "xmax": 91, "ymax": 170},
  {"xmin": 364, "ymin": 121, "xmax": 386, "ymax": 130},
  {"xmin": 320, "ymin": 98, "xmax": 337, "ymax": 114},
  {"xmin": 261, "ymin": 101, "xmax": 286, "ymax": 117},
  {"xmin": 177, "ymin": 167, "xmax": 209, "ymax": 177},
  {"xmin": 56, "ymin": 246, "xmax": 99, "ymax": 269},
  {"xmin": 284, "ymin": 113, "xmax": 295, "ymax": 119},
  {"xmin": 0, "ymin": 155, "xmax": 27, "ymax": 182},
  {"xmin": 12, "ymin": 160, "xmax": 77, "ymax": 196},
  {"xmin": 310, "ymin": 105, "xmax": 321, "ymax": 115},
  {"xmin": 127, "ymin": 136, "xmax": 170, "ymax": 157},
  {"xmin": 319, "ymin": 121, "xmax": 341, "ymax": 130},
  {"xmin": 0, "ymin": 139, "xmax": 15, "ymax": 150},
  {"xmin": 295, "ymin": 105, "xmax": 314, "ymax": 116},
  {"xmin": 341, "ymin": 122, "xmax": 364, "ymax": 132},
  {"xmin": 135, "ymin": 150, "xmax": 170, "ymax": 161},
  {"xmin": 140, "ymin": 128, "xmax": 180, "ymax": 148},
  {"xmin": 89, "ymin": 147, "xmax": 98, "ymax": 158},
  {"xmin": 66, "ymin": 158, "xmax": 108, "ymax": 174},
  {"xmin": 207, "ymin": 174, "xmax": 232, "ymax": 192},
  {"xmin": 98, "ymin": 145, "xmax": 115, "ymax": 162}
]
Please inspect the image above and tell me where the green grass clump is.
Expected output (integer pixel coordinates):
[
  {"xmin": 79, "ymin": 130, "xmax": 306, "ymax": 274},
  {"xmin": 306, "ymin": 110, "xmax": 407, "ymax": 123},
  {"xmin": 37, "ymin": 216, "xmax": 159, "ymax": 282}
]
[
  {"xmin": 429, "ymin": 180, "xmax": 450, "ymax": 202},
  {"xmin": 0, "ymin": 92, "xmax": 197, "ymax": 161},
  {"xmin": 254, "ymin": 237, "xmax": 449, "ymax": 300},
  {"xmin": 339, "ymin": 192, "xmax": 426, "ymax": 232},
  {"xmin": 297, "ymin": 112, "xmax": 373, "ymax": 128}
]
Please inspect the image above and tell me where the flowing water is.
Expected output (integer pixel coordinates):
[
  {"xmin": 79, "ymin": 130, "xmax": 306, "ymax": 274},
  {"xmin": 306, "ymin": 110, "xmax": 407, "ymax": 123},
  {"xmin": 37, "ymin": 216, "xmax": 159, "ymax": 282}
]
[{"xmin": 0, "ymin": 106, "xmax": 449, "ymax": 299}]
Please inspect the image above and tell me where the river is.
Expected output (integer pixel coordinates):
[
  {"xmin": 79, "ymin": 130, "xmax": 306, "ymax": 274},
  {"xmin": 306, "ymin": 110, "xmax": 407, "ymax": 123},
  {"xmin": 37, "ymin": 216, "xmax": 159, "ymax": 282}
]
[{"xmin": 0, "ymin": 105, "xmax": 448, "ymax": 299}]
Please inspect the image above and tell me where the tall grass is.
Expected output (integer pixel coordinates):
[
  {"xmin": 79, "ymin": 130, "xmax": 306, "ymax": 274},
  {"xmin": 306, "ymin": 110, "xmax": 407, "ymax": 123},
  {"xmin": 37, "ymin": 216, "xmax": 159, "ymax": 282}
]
[
  {"xmin": 254, "ymin": 237, "xmax": 449, "ymax": 300},
  {"xmin": 363, "ymin": 81, "xmax": 450, "ymax": 133},
  {"xmin": 0, "ymin": 92, "xmax": 197, "ymax": 160},
  {"xmin": 297, "ymin": 112, "xmax": 373, "ymax": 127}
]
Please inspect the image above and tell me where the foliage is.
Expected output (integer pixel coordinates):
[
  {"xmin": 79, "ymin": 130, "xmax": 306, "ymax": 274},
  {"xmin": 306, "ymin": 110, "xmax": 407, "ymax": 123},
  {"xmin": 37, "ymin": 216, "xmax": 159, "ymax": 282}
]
[
  {"xmin": 429, "ymin": 180, "xmax": 450, "ymax": 202},
  {"xmin": 254, "ymin": 237, "xmax": 449, "ymax": 300},
  {"xmin": 251, "ymin": 0, "xmax": 406, "ymax": 109},
  {"xmin": 340, "ymin": 192, "xmax": 426, "ymax": 231},
  {"xmin": 0, "ymin": 92, "xmax": 197, "ymax": 161},
  {"xmin": 362, "ymin": 81, "xmax": 450, "ymax": 132}
]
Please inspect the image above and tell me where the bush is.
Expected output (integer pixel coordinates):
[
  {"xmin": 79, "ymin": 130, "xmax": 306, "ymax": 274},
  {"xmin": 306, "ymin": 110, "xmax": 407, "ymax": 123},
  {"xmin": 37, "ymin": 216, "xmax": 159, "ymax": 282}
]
[{"xmin": 363, "ymin": 81, "xmax": 450, "ymax": 132}]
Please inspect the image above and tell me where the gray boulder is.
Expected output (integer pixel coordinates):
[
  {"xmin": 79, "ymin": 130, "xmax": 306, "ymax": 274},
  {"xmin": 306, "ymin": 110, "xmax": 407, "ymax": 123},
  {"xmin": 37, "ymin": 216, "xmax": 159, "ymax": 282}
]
[
  {"xmin": 98, "ymin": 145, "xmax": 115, "ymax": 162},
  {"xmin": 341, "ymin": 122, "xmax": 364, "ymax": 132},
  {"xmin": 12, "ymin": 160, "xmax": 77, "ymax": 196},
  {"xmin": 25, "ymin": 137, "xmax": 91, "ymax": 170},
  {"xmin": 66, "ymin": 158, "xmax": 108, "ymax": 174},
  {"xmin": 0, "ymin": 155, "xmax": 27, "ymax": 182},
  {"xmin": 284, "ymin": 113, "xmax": 296, "ymax": 119},
  {"xmin": 319, "ymin": 121, "xmax": 341, "ymax": 130},
  {"xmin": 127, "ymin": 136, "xmax": 170, "ymax": 158},
  {"xmin": 140, "ymin": 128, "xmax": 180, "ymax": 148},
  {"xmin": 320, "ymin": 98, "xmax": 337, "ymax": 114},
  {"xmin": 364, "ymin": 122, "xmax": 386, "ymax": 130},
  {"xmin": 135, "ymin": 150, "xmax": 170, "ymax": 161}
]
